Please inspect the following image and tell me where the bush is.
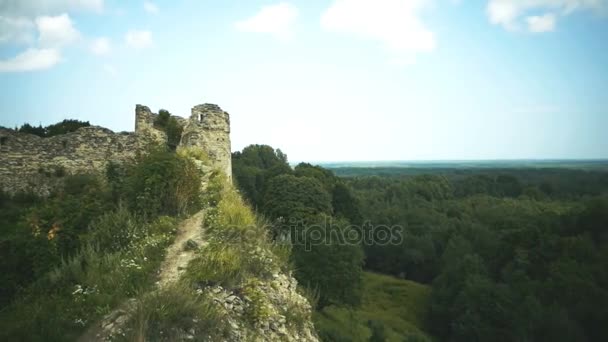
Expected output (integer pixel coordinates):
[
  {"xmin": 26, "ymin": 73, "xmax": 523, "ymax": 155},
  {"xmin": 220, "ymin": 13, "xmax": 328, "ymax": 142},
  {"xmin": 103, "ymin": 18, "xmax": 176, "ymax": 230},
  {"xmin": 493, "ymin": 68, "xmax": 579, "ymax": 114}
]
[
  {"xmin": 154, "ymin": 109, "xmax": 183, "ymax": 150},
  {"xmin": 125, "ymin": 147, "xmax": 203, "ymax": 219},
  {"xmin": 85, "ymin": 207, "xmax": 143, "ymax": 253},
  {"xmin": 177, "ymin": 146, "xmax": 210, "ymax": 164}
]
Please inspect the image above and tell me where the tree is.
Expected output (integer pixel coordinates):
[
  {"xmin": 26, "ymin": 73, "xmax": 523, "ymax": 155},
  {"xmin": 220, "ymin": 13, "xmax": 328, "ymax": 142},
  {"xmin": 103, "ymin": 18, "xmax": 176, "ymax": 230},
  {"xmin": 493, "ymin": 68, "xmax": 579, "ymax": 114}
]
[
  {"xmin": 232, "ymin": 144, "xmax": 292, "ymax": 207},
  {"xmin": 262, "ymin": 174, "xmax": 332, "ymax": 222},
  {"xmin": 292, "ymin": 215, "xmax": 364, "ymax": 308}
]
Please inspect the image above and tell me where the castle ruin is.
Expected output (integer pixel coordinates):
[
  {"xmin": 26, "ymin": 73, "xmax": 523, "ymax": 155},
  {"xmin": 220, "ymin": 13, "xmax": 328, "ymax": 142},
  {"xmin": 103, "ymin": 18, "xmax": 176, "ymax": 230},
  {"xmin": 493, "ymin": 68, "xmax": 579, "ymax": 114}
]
[{"xmin": 0, "ymin": 103, "xmax": 232, "ymax": 195}]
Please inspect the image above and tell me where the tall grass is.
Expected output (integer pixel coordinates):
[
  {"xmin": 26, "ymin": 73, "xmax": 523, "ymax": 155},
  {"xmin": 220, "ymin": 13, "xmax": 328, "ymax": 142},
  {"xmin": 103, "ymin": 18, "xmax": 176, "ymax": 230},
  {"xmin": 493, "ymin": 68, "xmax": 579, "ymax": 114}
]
[
  {"xmin": 118, "ymin": 284, "xmax": 229, "ymax": 342},
  {"xmin": 0, "ymin": 211, "xmax": 179, "ymax": 341}
]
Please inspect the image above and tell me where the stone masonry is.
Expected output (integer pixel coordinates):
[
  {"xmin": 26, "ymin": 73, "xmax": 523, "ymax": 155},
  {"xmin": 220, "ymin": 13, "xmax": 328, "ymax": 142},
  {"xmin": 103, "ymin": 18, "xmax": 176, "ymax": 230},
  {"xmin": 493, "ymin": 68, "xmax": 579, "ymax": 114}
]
[{"xmin": 0, "ymin": 103, "xmax": 232, "ymax": 195}]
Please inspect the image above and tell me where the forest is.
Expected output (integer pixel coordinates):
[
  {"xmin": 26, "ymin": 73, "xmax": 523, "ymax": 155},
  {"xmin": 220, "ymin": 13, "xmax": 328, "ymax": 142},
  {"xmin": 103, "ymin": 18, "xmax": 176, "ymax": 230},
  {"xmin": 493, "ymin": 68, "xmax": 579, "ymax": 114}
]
[{"xmin": 232, "ymin": 145, "xmax": 608, "ymax": 341}]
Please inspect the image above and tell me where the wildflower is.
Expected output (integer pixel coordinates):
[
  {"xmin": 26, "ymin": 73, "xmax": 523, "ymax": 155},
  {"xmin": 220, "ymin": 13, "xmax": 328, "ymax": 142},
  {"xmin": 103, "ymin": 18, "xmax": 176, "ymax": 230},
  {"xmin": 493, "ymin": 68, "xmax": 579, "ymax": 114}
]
[
  {"xmin": 72, "ymin": 285, "xmax": 83, "ymax": 295},
  {"xmin": 47, "ymin": 223, "xmax": 61, "ymax": 240}
]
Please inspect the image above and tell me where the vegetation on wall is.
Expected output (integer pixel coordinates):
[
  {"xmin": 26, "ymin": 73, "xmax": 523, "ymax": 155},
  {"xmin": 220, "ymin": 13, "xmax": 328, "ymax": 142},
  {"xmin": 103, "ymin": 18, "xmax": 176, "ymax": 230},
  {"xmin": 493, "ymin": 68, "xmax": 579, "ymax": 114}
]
[
  {"xmin": 154, "ymin": 109, "xmax": 184, "ymax": 150},
  {"xmin": 1, "ymin": 119, "xmax": 91, "ymax": 137}
]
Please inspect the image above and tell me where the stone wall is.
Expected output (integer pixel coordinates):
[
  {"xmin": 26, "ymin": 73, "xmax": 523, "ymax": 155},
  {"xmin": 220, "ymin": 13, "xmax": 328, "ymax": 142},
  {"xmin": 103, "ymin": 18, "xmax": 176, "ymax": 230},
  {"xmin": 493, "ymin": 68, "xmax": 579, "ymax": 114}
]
[
  {"xmin": 0, "ymin": 103, "xmax": 232, "ymax": 195},
  {"xmin": 0, "ymin": 127, "xmax": 139, "ymax": 195}
]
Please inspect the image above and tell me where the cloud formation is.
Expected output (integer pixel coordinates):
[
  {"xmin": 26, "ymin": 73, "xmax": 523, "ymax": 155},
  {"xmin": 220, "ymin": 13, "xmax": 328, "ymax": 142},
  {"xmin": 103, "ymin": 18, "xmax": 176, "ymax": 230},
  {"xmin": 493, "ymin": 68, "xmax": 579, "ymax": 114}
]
[
  {"xmin": 487, "ymin": 0, "xmax": 607, "ymax": 33},
  {"xmin": 0, "ymin": 0, "xmax": 104, "ymax": 16},
  {"xmin": 125, "ymin": 30, "xmax": 153, "ymax": 48},
  {"xmin": 0, "ymin": 48, "xmax": 61, "ymax": 72},
  {"xmin": 0, "ymin": 13, "xmax": 81, "ymax": 72},
  {"xmin": 526, "ymin": 13, "xmax": 556, "ymax": 32},
  {"xmin": 36, "ymin": 13, "xmax": 80, "ymax": 47},
  {"xmin": 235, "ymin": 2, "xmax": 298, "ymax": 41},
  {"xmin": 0, "ymin": 15, "xmax": 35, "ymax": 44},
  {"xmin": 320, "ymin": 0, "xmax": 435, "ymax": 62}
]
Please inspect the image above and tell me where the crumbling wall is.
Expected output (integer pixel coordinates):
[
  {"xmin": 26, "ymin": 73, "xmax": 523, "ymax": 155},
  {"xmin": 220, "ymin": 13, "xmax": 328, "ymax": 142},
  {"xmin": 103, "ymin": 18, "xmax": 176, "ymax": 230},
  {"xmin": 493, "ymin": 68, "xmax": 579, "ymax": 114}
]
[
  {"xmin": 0, "ymin": 102, "xmax": 233, "ymax": 195},
  {"xmin": 0, "ymin": 127, "xmax": 138, "ymax": 195}
]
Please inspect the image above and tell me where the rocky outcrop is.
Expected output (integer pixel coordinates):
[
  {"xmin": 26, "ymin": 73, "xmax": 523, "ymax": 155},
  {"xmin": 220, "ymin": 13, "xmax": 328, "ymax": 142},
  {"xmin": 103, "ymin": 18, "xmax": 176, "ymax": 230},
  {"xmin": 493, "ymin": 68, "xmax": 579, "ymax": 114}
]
[{"xmin": 201, "ymin": 274, "xmax": 318, "ymax": 342}]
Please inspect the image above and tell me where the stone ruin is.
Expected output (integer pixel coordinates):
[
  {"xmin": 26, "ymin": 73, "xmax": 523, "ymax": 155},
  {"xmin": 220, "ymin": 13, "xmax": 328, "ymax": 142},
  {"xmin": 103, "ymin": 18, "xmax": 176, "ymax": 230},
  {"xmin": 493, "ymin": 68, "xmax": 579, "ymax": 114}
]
[{"xmin": 0, "ymin": 103, "xmax": 232, "ymax": 195}]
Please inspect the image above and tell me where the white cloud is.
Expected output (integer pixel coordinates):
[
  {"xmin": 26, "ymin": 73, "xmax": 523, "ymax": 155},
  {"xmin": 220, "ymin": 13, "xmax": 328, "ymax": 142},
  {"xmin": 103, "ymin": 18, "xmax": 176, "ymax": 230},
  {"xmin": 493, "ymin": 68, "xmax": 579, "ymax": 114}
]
[
  {"xmin": 0, "ymin": 16, "xmax": 35, "ymax": 44},
  {"xmin": 125, "ymin": 30, "xmax": 153, "ymax": 48},
  {"xmin": 0, "ymin": 0, "xmax": 104, "ymax": 16},
  {"xmin": 235, "ymin": 2, "xmax": 298, "ymax": 41},
  {"xmin": 0, "ymin": 48, "xmax": 61, "ymax": 72},
  {"xmin": 320, "ymin": 0, "xmax": 435, "ymax": 61},
  {"xmin": 527, "ymin": 13, "xmax": 557, "ymax": 32},
  {"xmin": 143, "ymin": 1, "xmax": 159, "ymax": 14},
  {"xmin": 36, "ymin": 13, "xmax": 80, "ymax": 47},
  {"xmin": 487, "ymin": 0, "xmax": 607, "ymax": 33},
  {"xmin": 90, "ymin": 36, "xmax": 110, "ymax": 55}
]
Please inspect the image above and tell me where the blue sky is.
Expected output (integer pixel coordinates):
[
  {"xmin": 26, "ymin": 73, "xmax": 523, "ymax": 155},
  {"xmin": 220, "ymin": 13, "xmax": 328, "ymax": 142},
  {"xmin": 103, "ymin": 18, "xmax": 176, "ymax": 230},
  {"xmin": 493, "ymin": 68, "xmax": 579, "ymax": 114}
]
[{"xmin": 0, "ymin": 0, "xmax": 607, "ymax": 162}]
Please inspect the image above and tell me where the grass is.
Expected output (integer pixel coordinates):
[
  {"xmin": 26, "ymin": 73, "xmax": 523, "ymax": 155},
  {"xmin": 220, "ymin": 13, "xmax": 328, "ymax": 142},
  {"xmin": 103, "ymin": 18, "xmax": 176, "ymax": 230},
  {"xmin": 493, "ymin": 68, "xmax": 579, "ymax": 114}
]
[
  {"xmin": 183, "ymin": 173, "xmax": 312, "ymax": 332},
  {"xmin": 314, "ymin": 272, "xmax": 433, "ymax": 342},
  {"xmin": 0, "ymin": 213, "xmax": 179, "ymax": 341},
  {"xmin": 117, "ymin": 283, "xmax": 229, "ymax": 341},
  {"xmin": 185, "ymin": 176, "xmax": 290, "ymax": 290},
  {"xmin": 177, "ymin": 146, "xmax": 210, "ymax": 165}
]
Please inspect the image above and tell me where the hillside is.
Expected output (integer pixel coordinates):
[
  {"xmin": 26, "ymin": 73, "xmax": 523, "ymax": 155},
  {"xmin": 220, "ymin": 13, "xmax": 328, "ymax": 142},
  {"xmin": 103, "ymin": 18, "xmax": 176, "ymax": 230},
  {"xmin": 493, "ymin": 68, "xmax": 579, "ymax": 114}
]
[
  {"xmin": 314, "ymin": 272, "xmax": 432, "ymax": 341},
  {"xmin": 0, "ymin": 144, "xmax": 319, "ymax": 341}
]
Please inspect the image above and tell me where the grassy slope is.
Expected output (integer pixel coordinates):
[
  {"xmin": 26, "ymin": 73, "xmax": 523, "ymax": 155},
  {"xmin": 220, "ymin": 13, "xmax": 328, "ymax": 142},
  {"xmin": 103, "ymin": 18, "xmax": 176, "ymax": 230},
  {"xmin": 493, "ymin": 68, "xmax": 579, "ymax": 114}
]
[{"xmin": 314, "ymin": 272, "xmax": 432, "ymax": 341}]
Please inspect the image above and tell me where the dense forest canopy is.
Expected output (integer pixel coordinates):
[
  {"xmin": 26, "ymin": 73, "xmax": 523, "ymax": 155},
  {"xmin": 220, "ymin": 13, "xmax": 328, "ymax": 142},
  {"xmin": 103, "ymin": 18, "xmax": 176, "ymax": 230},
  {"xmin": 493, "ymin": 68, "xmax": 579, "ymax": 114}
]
[{"xmin": 231, "ymin": 146, "xmax": 608, "ymax": 341}]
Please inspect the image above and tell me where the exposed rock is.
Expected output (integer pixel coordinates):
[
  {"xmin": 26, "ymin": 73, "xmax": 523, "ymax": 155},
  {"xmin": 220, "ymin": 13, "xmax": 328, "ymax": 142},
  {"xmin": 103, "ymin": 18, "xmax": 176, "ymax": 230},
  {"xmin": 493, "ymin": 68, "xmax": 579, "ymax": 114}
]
[{"xmin": 184, "ymin": 238, "xmax": 199, "ymax": 251}]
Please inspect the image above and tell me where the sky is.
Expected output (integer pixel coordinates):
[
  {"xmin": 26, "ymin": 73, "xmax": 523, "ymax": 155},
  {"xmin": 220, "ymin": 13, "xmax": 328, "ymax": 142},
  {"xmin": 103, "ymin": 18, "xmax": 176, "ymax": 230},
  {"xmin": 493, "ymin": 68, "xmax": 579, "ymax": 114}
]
[{"xmin": 0, "ymin": 0, "xmax": 607, "ymax": 162}]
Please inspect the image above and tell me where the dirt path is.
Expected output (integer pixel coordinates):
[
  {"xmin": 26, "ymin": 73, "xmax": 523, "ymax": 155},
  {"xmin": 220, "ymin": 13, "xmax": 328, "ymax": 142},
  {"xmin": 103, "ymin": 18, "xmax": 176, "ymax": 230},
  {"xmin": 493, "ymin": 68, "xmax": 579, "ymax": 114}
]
[
  {"xmin": 156, "ymin": 210, "xmax": 206, "ymax": 288},
  {"xmin": 78, "ymin": 210, "xmax": 206, "ymax": 341}
]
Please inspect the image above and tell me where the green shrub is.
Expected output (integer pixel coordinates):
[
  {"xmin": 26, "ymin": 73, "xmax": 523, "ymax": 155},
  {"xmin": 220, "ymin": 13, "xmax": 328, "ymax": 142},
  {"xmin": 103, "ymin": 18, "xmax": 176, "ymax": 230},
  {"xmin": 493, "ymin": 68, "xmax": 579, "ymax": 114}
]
[
  {"xmin": 86, "ymin": 206, "xmax": 143, "ymax": 253},
  {"xmin": 154, "ymin": 109, "xmax": 183, "ymax": 150},
  {"xmin": 125, "ymin": 147, "xmax": 203, "ymax": 219},
  {"xmin": 177, "ymin": 146, "xmax": 210, "ymax": 164}
]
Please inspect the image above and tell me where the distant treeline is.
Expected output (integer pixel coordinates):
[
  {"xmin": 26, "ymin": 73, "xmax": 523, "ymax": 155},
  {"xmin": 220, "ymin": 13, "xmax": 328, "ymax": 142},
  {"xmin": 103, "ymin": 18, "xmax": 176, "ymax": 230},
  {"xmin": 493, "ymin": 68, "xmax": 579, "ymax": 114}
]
[
  {"xmin": 328, "ymin": 167, "xmax": 608, "ymax": 198},
  {"xmin": 0, "ymin": 119, "xmax": 90, "ymax": 138}
]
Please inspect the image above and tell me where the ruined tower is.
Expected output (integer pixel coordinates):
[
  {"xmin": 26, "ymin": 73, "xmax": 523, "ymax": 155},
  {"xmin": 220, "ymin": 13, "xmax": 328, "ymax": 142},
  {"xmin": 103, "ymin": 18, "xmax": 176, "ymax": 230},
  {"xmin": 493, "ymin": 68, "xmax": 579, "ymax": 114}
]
[
  {"xmin": 181, "ymin": 104, "xmax": 232, "ymax": 180},
  {"xmin": 0, "ymin": 103, "xmax": 232, "ymax": 195}
]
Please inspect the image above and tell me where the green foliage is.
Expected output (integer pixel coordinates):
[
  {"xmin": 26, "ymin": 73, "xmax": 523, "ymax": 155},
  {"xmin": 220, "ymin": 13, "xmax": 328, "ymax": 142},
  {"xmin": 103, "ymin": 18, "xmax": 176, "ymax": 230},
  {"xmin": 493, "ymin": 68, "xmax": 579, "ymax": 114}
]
[
  {"xmin": 154, "ymin": 109, "xmax": 183, "ymax": 150},
  {"xmin": 294, "ymin": 162, "xmax": 337, "ymax": 193},
  {"xmin": 347, "ymin": 169, "xmax": 608, "ymax": 341},
  {"xmin": 0, "ymin": 145, "xmax": 193, "ymax": 338},
  {"xmin": 125, "ymin": 147, "xmax": 203, "ymax": 218},
  {"xmin": 314, "ymin": 272, "xmax": 432, "ymax": 342},
  {"xmin": 177, "ymin": 145, "xmax": 210, "ymax": 164},
  {"xmin": 85, "ymin": 206, "xmax": 144, "ymax": 253},
  {"xmin": 16, "ymin": 119, "xmax": 90, "ymax": 137},
  {"xmin": 263, "ymin": 174, "xmax": 333, "ymax": 221},
  {"xmin": 232, "ymin": 144, "xmax": 292, "ymax": 207},
  {"xmin": 0, "ymin": 215, "xmax": 177, "ymax": 341},
  {"xmin": 184, "ymin": 179, "xmax": 290, "ymax": 289},
  {"xmin": 292, "ymin": 215, "xmax": 364, "ymax": 309}
]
